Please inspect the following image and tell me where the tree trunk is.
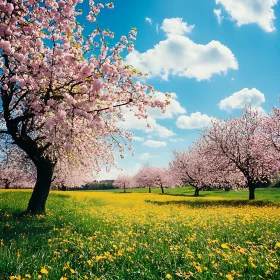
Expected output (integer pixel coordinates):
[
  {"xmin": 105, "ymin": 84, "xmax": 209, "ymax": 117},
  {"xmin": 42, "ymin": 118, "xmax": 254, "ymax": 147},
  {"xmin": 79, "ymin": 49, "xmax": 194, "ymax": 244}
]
[
  {"xmin": 248, "ymin": 184, "xmax": 255, "ymax": 200},
  {"xmin": 27, "ymin": 158, "xmax": 54, "ymax": 213},
  {"xmin": 194, "ymin": 188, "xmax": 199, "ymax": 197},
  {"xmin": 160, "ymin": 184, "xmax": 164, "ymax": 194},
  {"xmin": 123, "ymin": 184, "xmax": 126, "ymax": 193},
  {"xmin": 4, "ymin": 179, "xmax": 10, "ymax": 189},
  {"xmin": 148, "ymin": 186, "xmax": 151, "ymax": 193}
]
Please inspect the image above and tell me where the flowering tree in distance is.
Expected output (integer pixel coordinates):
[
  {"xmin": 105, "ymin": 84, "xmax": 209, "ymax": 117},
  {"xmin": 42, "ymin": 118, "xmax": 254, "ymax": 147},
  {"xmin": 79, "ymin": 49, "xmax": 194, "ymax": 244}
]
[
  {"xmin": 170, "ymin": 148, "xmax": 211, "ymax": 196},
  {"xmin": 136, "ymin": 166, "xmax": 177, "ymax": 194},
  {"xmin": 0, "ymin": 1, "xmax": 168, "ymax": 212},
  {"xmin": 134, "ymin": 163, "xmax": 155, "ymax": 193},
  {"xmin": 113, "ymin": 174, "xmax": 134, "ymax": 193},
  {"xmin": 0, "ymin": 145, "xmax": 35, "ymax": 188},
  {"xmin": 204, "ymin": 109, "xmax": 279, "ymax": 200},
  {"xmin": 264, "ymin": 107, "xmax": 280, "ymax": 152}
]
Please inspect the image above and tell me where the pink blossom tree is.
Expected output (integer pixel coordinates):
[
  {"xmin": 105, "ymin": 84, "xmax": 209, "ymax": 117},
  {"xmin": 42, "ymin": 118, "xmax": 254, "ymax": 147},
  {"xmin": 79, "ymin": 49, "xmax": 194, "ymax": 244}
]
[
  {"xmin": 0, "ymin": 146, "xmax": 36, "ymax": 188},
  {"xmin": 135, "ymin": 166, "xmax": 176, "ymax": 194},
  {"xmin": 169, "ymin": 148, "xmax": 211, "ymax": 197},
  {"xmin": 203, "ymin": 108, "xmax": 280, "ymax": 200},
  {"xmin": 263, "ymin": 107, "xmax": 280, "ymax": 152},
  {"xmin": 134, "ymin": 164, "xmax": 155, "ymax": 193},
  {"xmin": 170, "ymin": 136, "xmax": 249, "ymax": 196},
  {"xmin": 113, "ymin": 174, "xmax": 134, "ymax": 193},
  {"xmin": 52, "ymin": 162, "xmax": 95, "ymax": 190},
  {"xmin": 0, "ymin": 1, "xmax": 168, "ymax": 212}
]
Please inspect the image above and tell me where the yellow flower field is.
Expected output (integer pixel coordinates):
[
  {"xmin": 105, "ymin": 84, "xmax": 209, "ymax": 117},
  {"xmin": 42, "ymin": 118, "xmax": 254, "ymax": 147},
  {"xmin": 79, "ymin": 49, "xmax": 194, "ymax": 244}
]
[{"xmin": 0, "ymin": 190, "xmax": 280, "ymax": 279}]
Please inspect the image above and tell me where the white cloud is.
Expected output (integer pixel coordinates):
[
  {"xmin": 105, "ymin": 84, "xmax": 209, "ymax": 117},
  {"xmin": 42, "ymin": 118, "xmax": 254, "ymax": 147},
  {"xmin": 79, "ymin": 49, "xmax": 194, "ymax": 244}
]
[
  {"xmin": 119, "ymin": 109, "xmax": 175, "ymax": 138},
  {"xmin": 133, "ymin": 136, "xmax": 144, "ymax": 142},
  {"xmin": 214, "ymin": 8, "xmax": 223, "ymax": 24},
  {"xmin": 218, "ymin": 88, "xmax": 265, "ymax": 111},
  {"xmin": 161, "ymin": 18, "xmax": 194, "ymax": 35},
  {"xmin": 143, "ymin": 140, "xmax": 167, "ymax": 148},
  {"xmin": 216, "ymin": 0, "xmax": 278, "ymax": 32},
  {"xmin": 169, "ymin": 138, "xmax": 184, "ymax": 143},
  {"xmin": 146, "ymin": 17, "xmax": 152, "ymax": 25},
  {"xmin": 139, "ymin": 152, "xmax": 153, "ymax": 160},
  {"xmin": 148, "ymin": 92, "xmax": 186, "ymax": 119},
  {"xmin": 156, "ymin": 23, "xmax": 159, "ymax": 33},
  {"xmin": 176, "ymin": 112, "xmax": 214, "ymax": 129},
  {"xmin": 126, "ymin": 19, "xmax": 238, "ymax": 81}
]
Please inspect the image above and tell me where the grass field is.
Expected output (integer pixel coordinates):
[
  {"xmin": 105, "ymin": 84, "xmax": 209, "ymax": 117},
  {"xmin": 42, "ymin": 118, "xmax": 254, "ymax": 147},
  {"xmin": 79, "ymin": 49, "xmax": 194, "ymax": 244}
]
[{"xmin": 0, "ymin": 188, "xmax": 280, "ymax": 279}]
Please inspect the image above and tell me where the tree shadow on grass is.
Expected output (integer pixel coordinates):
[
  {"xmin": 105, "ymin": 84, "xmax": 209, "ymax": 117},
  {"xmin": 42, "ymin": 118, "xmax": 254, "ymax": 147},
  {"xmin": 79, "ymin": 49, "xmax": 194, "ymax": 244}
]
[
  {"xmin": 165, "ymin": 193, "xmax": 208, "ymax": 197},
  {"xmin": 0, "ymin": 192, "xmax": 72, "ymax": 244},
  {"xmin": 145, "ymin": 199, "xmax": 280, "ymax": 208},
  {"xmin": 0, "ymin": 210, "xmax": 54, "ymax": 244}
]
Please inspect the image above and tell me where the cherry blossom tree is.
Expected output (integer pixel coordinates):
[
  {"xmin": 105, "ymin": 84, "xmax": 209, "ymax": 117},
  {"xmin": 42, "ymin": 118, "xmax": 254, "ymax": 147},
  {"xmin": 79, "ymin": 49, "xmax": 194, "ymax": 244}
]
[
  {"xmin": 135, "ymin": 166, "xmax": 176, "ymax": 194},
  {"xmin": 264, "ymin": 107, "xmax": 280, "ymax": 152},
  {"xmin": 0, "ymin": 145, "xmax": 35, "ymax": 188},
  {"xmin": 113, "ymin": 174, "xmax": 134, "ymax": 193},
  {"xmin": 169, "ymin": 147, "xmax": 211, "ymax": 196},
  {"xmin": 203, "ymin": 108, "xmax": 279, "ymax": 200},
  {"xmin": 52, "ymin": 162, "xmax": 95, "ymax": 190},
  {"xmin": 0, "ymin": 1, "xmax": 168, "ymax": 212},
  {"xmin": 134, "ymin": 163, "xmax": 155, "ymax": 193}
]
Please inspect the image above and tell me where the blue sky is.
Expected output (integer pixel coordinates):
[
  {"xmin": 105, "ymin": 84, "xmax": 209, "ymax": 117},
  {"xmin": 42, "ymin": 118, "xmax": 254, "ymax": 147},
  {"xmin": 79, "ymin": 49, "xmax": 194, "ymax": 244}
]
[{"xmin": 91, "ymin": 0, "xmax": 280, "ymax": 179}]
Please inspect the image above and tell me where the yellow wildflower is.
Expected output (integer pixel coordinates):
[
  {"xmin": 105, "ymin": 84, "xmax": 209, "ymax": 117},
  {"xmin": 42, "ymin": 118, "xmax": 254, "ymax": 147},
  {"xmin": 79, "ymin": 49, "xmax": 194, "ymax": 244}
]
[
  {"xmin": 221, "ymin": 243, "xmax": 229, "ymax": 249},
  {"xmin": 40, "ymin": 268, "xmax": 48, "ymax": 275},
  {"xmin": 165, "ymin": 274, "xmax": 172, "ymax": 279},
  {"xmin": 226, "ymin": 274, "xmax": 234, "ymax": 280}
]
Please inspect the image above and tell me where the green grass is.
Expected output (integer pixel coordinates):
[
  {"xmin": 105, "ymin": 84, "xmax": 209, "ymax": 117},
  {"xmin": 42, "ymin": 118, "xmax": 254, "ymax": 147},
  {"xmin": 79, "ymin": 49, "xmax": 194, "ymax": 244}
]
[
  {"xmin": 85, "ymin": 186, "xmax": 280, "ymax": 201},
  {"xmin": 0, "ymin": 189, "xmax": 280, "ymax": 279}
]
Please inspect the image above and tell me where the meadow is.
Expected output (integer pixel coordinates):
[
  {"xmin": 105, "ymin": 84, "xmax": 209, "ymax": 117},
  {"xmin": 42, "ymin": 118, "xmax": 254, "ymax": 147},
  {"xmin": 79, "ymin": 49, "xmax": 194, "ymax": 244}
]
[{"xmin": 0, "ymin": 188, "xmax": 280, "ymax": 280}]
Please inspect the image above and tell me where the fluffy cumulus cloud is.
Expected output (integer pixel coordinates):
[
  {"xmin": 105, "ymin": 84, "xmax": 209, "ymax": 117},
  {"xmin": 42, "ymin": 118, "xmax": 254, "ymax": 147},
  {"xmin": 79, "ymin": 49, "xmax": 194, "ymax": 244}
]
[
  {"xmin": 218, "ymin": 88, "xmax": 265, "ymax": 111},
  {"xmin": 161, "ymin": 18, "xmax": 194, "ymax": 35},
  {"xmin": 119, "ymin": 109, "xmax": 175, "ymax": 138},
  {"xmin": 215, "ymin": 0, "xmax": 278, "ymax": 32},
  {"xmin": 126, "ymin": 18, "xmax": 238, "ymax": 81},
  {"xmin": 133, "ymin": 136, "xmax": 144, "ymax": 142},
  {"xmin": 143, "ymin": 140, "xmax": 167, "ymax": 148},
  {"xmin": 176, "ymin": 112, "xmax": 214, "ymax": 129},
  {"xmin": 119, "ymin": 91, "xmax": 187, "ymax": 138},
  {"xmin": 145, "ymin": 17, "xmax": 152, "ymax": 25}
]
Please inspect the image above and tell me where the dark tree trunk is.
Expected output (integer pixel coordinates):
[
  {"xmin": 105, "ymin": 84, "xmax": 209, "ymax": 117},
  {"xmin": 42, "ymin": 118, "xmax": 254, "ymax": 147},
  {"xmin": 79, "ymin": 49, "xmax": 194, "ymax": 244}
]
[
  {"xmin": 4, "ymin": 179, "xmax": 10, "ymax": 189},
  {"xmin": 248, "ymin": 183, "xmax": 255, "ymax": 200},
  {"xmin": 194, "ymin": 188, "xmax": 199, "ymax": 197},
  {"xmin": 148, "ymin": 186, "xmax": 151, "ymax": 193},
  {"xmin": 160, "ymin": 184, "xmax": 164, "ymax": 194},
  {"xmin": 27, "ymin": 158, "xmax": 54, "ymax": 213},
  {"xmin": 123, "ymin": 184, "xmax": 126, "ymax": 193}
]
